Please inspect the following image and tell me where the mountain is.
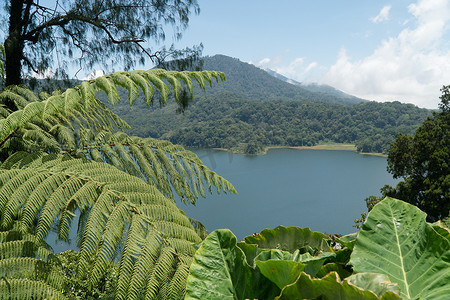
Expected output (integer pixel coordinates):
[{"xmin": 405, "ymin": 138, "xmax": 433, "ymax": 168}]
[
  {"xmin": 200, "ymin": 55, "xmax": 365, "ymax": 105},
  {"xmin": 98, "ymin": 54, "xmax": 430, "ymax": 155},
  {"xmin": 263, "ymin": 68, "xmax": 365, "ymax": 104}
]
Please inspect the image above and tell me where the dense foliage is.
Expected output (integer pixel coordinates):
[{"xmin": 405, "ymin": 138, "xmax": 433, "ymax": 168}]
[
  {"xmin": 366, "ymin": 86, "xmax": 450, "ymax": 222},
  {"xmin": 2, "ymin": 0, "xmax": 201, "ymax": 87},
  {"xmin": 0, "ymin": 68, "xmax": 236, "ymax": 299},
  {"xmin": 185, "ymin": 198, "xmax": 450, "ymax": 300},
  {"xmin": 100, "ymin": 54, "xmax": 430, "ymax": 155},
  {"xmin": 112, "ymin": 94, "xmax": 430, "ymax": 154},
  {"xmin": 1, "ymin": 1, "xmax": 447, "ymax": 296}
]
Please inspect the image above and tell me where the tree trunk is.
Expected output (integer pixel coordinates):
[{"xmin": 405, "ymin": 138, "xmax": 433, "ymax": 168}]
[
  {"xmin": 4, "ymin": 0, "xmax": 25, "ymax": 111},
  {"xmin": 5, "ymin": 0, "xmax": 25, "ymax": 86}
]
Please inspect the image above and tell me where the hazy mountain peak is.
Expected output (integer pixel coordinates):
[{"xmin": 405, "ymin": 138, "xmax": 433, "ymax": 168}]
[{"xmin": 202, "ymin": 55, "xmax": 366, "ymax": 105}]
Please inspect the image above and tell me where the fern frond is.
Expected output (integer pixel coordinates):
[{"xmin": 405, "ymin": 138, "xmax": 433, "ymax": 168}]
[
  {"xmin": 0, "ymin": 69, "xmax": 224, "ymax": 160},
  {"xmin": 129, "ymin": 72, "xmax": 154, "ymax": 105},
  {"xmin": 0, "ymin": 152, "xmax": 204, "ymax": 298},
  {"xmin": 50, "ymin": 124, "xmax": 77, "ymax": 150},
  {"xmin": 0, "ymin": 278, "xmax": 67, "ymax": 300},
  {"xmin": 0, "ymin": 240, "xmax": 52, "ymax": 260},
  {"xmin": 8, "ymin": 85, "xmax": 41, "ymax": 104},
  {"xmin": 167, "ymin": 258, "xmax": 191, "ymax": 299},
  {"xmin": 173, "ymin": 71, "xmax": 194, "ymax": 98},
  {"xmin": 110, "ymin": 72, "xmax": 140, "ymax": 106},
  {"xmin": 144, "ymin": 246, "xmax": 177, "ymax": 299},
  {"xmin": 94, "ymin": 76, "xmax": 121, "ymax": 106},
  {"xmin": 0, "ymin": 257, "xmax": 66, "ymax": 290},
  {"xmin": 116, "ymin": 214, "xmax": 146, "ymax": 298},
  {"xmin": 80, "ymin": 132, "xmax": 236, "ymax": 204},
  {"xmin": 0, "ymin": 89, "xmax": 33, "ymax": 110}
]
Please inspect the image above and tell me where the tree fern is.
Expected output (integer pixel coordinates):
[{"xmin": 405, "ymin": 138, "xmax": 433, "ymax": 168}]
[
  {"xmin": 0, "ymin": 152, "xmax": 210, "ymax": 298},
  {"xmin": 0, "ymin": 69, "xmax": 225, "ymax": 146},
  {"xmin": 0, "ymin": 278, "xmax": 67, "ymax": 300},
  {"xmin": 0, "ymin": 69, "xmax": 233, "ymax": 202},
  {"xmin": 76, "ymin": 132, "xmax": 236, "ymax": 204},
  {"xmin": 0, "ymin": 66, "xmax": 233, "ymax": 299}
]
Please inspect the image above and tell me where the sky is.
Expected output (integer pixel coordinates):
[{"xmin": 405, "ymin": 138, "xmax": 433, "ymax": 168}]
[{"xmin": 164, "ymin": 0, "xmax": 450, "ymax": 109}]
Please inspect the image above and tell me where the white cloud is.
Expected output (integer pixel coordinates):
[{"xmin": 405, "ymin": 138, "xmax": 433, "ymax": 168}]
[
  {"xmin": 371, "ymin": 5, "xmax": 392, "ymax": 23},
  {"xmin": 304, "ymin": 62, "xmax": 318, "ymax": 73},
  {"xmin": 31, "ymin": 68, "xmax": 54, "ymax": 79},
  {"xmin": 252, "ymin": 56, "xmax": 319, "ymax": 83},
  {"xmin": 83, "ymin": 70, "xmax": 105, "ymax": 80},
  {"xmin": 321, "ymin": 0, "xmax": 450, "ymax": 108},
  {"xmin": 256, "ymin": 58, "xmax": 271, "ymax": 66}
]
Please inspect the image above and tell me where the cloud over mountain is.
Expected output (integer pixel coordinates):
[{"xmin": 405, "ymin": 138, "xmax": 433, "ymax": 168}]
[{"xmin": 321, "ymin": 0, "xmax": 450, "ymax": 108}]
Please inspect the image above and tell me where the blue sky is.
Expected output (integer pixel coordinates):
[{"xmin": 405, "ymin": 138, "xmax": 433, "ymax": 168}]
[
  {"xmin": 3, "ymin": 1, "xmax": 448, "ymax": 108},
  {"xmin": 165, "ymin": 0, "xmax": 450, "ymax": 109}
]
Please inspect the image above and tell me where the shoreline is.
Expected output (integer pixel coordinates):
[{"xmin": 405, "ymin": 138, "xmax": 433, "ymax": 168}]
[{"xmin": 211, "ymin": 144, "xmax": 387, "ymax": 157}]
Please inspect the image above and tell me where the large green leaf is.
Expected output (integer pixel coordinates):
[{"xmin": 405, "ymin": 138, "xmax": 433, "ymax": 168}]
[
  {"xmin": 339, "ymin": 232, "xmax": 358, "ymax": 250},
  {"xmin": 185, "ymin": 229, "xmax": 279, "ymax": 300},
  {"xmin": 431, "ymin": 221, "xmax": 450, "ymax": 241},
  {"xmin": 350, "ymin": 197, "xmax": 450, "ymax": 299},
  {"xmin": 254, "ymin": 249, "xmax": 306, "ymax": 289},
  {"xmin": 316, "ymin": 262, "xmax": 352, "ymax": 279},
  {"xmin": 346, "ymin": 273, "xmax": 401, "ymax": 298},
  {"xmin": 254, "ymin": 249, "xmax": 334, "ymax": 289},
  {"xmin": 244, "ymin": 226, "xmax": 331, "ymax": 253},
  {"xmin": 256, "ymin": 259, "xmax": 305, "ymax": 290},
  {"xmin": 277, "ymin": 272, "xmax": 402, "ymax": 300}
]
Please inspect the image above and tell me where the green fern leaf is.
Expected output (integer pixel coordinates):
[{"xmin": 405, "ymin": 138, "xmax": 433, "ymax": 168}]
[
  {"xmin": 94, "ymin": 76, "xmax": 121, "ymax": 106},
  {"xmin": 110, "ymin": 72, "xmax": 140, "ymax": 106},
  {"xmin": 129, "ymin": 72, "xmax": 154, "ymax": 105},
  {"xmin": 0, "ymin": 153, "xmax": 202, "ymax": 298},
  {"xmin": 141, "ymin": 71, "xmax": 170, "ymax": 103},
  {"xmin": 0, "ymin": 278, "xmax": 67, "ymax": 299}
]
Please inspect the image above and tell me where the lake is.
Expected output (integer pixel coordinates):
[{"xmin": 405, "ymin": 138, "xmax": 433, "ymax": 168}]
[
  {"xmin": 179, "ymin": 148, "xmax": 398, "ymax": 240},
  {"xmin": 47, "ymin": 148, "xmax": 398, "ymax": 251}
]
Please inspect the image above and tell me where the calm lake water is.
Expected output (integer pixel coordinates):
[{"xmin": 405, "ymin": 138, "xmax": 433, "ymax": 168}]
[
  {"xmin": 179, "ymin": 148, "xmax": 398, "ymax": 240},
  {"xmin": 47, "ymin": 148, "xmax": 398, "ymax": 251}
]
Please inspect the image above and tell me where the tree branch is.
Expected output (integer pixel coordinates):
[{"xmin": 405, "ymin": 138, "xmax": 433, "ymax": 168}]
[
  {"xmin": 22, "ymin": 55, "xmax": 39, "ymax": 73},
  {"xmin": 24, "ymin": 11, "xmax": 145, "ymax": 46}
]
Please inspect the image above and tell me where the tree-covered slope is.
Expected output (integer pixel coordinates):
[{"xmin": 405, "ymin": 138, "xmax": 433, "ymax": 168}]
[
  {"xmin": 102, "ymin": 54, "xmax": 430, "ymax": 155},
  {"xmin": 199, "ymin": 55, "xmax": 365, "ymax": 105},
  {"xmin": 112, "ymin": 94, "xmax": 430, "ymax": 154}
]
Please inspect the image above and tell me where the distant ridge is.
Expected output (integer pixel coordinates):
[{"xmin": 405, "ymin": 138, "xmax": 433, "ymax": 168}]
[
  {"xmin": 201, "ymin": 54, "xmax": 365, "ymax": 105},
  {"xmin": 263, "ymin": 68, "xmax": 366, "ymax": 104},
  {"xmin": 102, "ymin": 54, "xmax": 431, "ymax": 155}
]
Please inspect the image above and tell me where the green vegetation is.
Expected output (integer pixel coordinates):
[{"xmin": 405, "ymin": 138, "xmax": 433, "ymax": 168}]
[
  {"xmin": 0, "ymin": 65, "xmax": 235, "ymax": 299},
  {"xmin": 113, "ymin": 95, "xmax": 430, "ymax": 155},
  {"xmin": 364, "ymin": 86, "xmax": 450, "ymax": 222},
  {"xmin": 185, "ymin": 198, "xmax": 450, "ymax": 300},
  {"xmin": 3, "ymin": 0, "xmax": 201, "ymax": 88},
  {"xmin": 102, "ymin": 55, "xmax": 430, "ymax": 155},
  {"xmin": 1, "ymin": 2, "xmax": 449, "ymax": 299}
]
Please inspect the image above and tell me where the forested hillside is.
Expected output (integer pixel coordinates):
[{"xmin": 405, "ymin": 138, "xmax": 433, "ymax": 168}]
[
  {"xmin": 23, "ymin": 54, "xmax": 428, "ymax": 155},
  {"xmin": 113, "ymin": 94, "xmax": 430, "ymax": 154},
  {"xmin": 103, "ymin": 54, "xmax": 430, "ymax": 154},
  {"xmin": 198, "ymin": 55, "xmax": 366, "ymax": 105}
]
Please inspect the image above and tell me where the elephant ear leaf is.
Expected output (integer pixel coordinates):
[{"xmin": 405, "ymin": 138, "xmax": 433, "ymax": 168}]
[
  {"xmin": 244, "ymin": 226, "xmax": 331, "ymax": 253},
  {"xmin": 277, "ymin": 272, "xmax": 402, "ymax": 300},
  {"xmin": 431, "ymin": 220, "xmax": 450, "ymax": 241},
  {"xmin": 338, "ymin": 232, "xmax": 358, "ymax": 250},
  {"xmin": 185, "ymin": 229, "xmax": 279, "ymax": 300},
  {"xmin": 346, "ymin": 273, "xmax": 401, "ymax": 298},
  {"xmin": 349, "ymin": 197, "xmax": 450, "ymax": 300},
  {"xmin": 254, "ymin": 249, "xmax": 306, "ymax": 289}
]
